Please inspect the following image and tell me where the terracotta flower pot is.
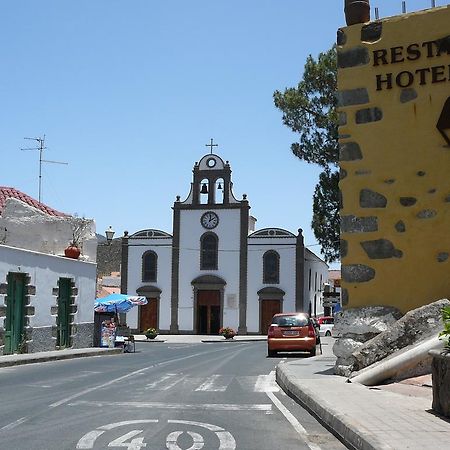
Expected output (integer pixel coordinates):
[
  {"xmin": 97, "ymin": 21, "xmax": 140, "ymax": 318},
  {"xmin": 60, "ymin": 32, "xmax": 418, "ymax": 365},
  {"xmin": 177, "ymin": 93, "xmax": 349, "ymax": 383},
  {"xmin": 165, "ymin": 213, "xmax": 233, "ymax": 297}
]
[{"xmin": 64, "ymin": 244, "xmax": 81, "ymax": 259}]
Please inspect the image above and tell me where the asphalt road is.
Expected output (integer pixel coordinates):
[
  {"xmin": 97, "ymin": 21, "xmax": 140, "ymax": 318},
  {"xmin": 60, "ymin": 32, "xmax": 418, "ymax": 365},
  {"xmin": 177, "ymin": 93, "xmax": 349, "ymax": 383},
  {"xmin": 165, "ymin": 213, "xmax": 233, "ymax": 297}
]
[{"xmin": 0, "ymin": 341, "xmax": 347, "ymax": 450}]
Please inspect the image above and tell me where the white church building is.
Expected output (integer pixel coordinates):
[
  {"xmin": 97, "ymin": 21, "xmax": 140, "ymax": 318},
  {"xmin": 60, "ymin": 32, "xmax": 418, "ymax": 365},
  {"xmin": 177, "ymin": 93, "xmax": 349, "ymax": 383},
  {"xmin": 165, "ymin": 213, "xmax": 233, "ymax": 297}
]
[{"xmin": 122, "ymin": 153, "xmax": 328, "ymax": 335}]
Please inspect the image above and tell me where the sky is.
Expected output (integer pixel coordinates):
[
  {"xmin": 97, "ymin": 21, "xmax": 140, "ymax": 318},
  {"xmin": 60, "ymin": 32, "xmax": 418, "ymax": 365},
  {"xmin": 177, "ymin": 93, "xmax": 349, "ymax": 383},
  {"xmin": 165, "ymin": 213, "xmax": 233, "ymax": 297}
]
[{"xmin": 1, "ymin": 0, "xmax": 442, "ymax": 266}]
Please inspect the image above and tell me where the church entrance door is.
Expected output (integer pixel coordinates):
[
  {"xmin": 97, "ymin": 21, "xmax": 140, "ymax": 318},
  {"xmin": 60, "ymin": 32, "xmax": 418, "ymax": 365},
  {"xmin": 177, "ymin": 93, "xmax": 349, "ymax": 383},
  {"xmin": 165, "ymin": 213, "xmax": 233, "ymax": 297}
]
[
  {"xmin": 197, "ymin": 290, "xmax": 220, "ymax": 334},
  {"xmin": 139, "ymin": 298, "xmax": 158, "ymax": 332},
  {"xmin": 260, "ymin": 299, "xmax": 281, "ymax": 334}
]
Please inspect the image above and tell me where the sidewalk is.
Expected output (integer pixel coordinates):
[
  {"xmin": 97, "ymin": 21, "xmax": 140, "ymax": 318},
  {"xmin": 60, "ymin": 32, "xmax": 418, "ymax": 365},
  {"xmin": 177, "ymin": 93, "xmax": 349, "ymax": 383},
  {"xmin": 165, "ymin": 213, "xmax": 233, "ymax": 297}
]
[
  {"xmin": 276, "ymin": 339, "xmax": 450, "ymax": 450},
  {"xmin": 0, "ymin": 334, "xmax": 266, "ymax": 368},
  {"xmin": 133, "ymin": 334, "xmax": 267, "ymax": 343},
  {"xmin": 0, "ymin": 347, "xmax": 122, "ymax": 368}
]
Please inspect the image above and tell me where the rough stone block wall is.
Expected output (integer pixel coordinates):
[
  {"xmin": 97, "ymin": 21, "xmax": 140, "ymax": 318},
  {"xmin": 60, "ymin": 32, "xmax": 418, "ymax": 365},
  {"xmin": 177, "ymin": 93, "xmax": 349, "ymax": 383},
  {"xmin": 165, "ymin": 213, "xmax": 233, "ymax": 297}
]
[{"xmin": 338, "ymin": 6, "xmax": 450, "ymax": 312}]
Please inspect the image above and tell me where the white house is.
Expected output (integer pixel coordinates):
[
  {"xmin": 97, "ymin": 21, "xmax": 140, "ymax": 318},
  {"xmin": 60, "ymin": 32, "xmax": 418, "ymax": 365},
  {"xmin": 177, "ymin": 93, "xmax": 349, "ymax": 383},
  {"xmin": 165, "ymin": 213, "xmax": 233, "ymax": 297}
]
[
  {"xmin": 0, "ymin": 187, "xmax": 97, "ymax": 354},
  {"xmin": 122, "ymin": 153, "xmax": 328, "ymax": 335}
]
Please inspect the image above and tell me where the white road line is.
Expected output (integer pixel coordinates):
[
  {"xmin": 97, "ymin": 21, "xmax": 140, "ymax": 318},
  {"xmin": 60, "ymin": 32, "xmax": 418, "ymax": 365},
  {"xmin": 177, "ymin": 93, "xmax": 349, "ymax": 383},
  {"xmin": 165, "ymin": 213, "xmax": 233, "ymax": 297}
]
[
  {"xmin": 49, "ymin": 348, "xmax": 231, "ymax": 408},
  {"xmin": 68, "ymin": 400, "xmax": 272, "ymax": 412},
  {"xmin": 266, "ymin": 391, "xmax": 322, "ymax": 450},
  {"xmin": 254, "ymin": 371, "xmax": 280, "ymax": 392},
  {"xmin": 0, "ymin": 417, "xmax": 28, "ymax": 431},
  {"xmin": 145, "ymin": 373, "xmax": 185, "ymax": 390},
  {"xmin": 195, "ymin": 375, "xmax": 233, "ymax": 392}
]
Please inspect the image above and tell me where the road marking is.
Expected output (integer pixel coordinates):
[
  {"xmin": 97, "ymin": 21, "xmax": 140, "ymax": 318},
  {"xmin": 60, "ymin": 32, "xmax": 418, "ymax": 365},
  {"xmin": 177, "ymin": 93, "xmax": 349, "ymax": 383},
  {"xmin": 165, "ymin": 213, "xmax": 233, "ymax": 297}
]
[
  {"xmin": 50, "ymin": 347, "xmax": 232, "ymax": 408},
  {"xmin": 77, "ymin": 420, "xmax": 158, "ymax": 449},
  {"xmin": 166, "ymin": 431, "xmax": 204, "ymax": 450},
  {"xmin": 266, "ymin": 391, "xmax": 322, "ymax": 450},
  {"xmin": 0, "ymin": 417, "xmax": 28, "ymax": 431},
  {"xmin": 168, "ymin": 421, "xmax": 236, "ymax": 450},
  {"xmin": 77, "ymin": 419, "xmax": 236, "ymax": 450},
  {"xmin": 69, "ymin": 400, "xmax": 272, "ymax": 412},
  {"xmin": 145, "ymin": 373, "xmax": 186, "ymax": 390},
  {"xmin": 195, "ymin": 375, "xmax": 233, "ymax": 392}
]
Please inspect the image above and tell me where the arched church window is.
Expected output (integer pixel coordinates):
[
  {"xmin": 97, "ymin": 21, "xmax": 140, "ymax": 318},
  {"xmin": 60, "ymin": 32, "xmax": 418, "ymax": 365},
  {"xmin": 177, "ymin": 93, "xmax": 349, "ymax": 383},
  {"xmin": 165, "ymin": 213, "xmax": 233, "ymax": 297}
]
[
  {"xmin": 142, "ymin": 251, "xmax": 157, "ymax": 282},
  {"xmin": 263, "ymin": 250, "xmax": 280, "ymax": 284},
  {"xmin": 200, "ymin": 233, "xmax": 218, "ymax": 270}
]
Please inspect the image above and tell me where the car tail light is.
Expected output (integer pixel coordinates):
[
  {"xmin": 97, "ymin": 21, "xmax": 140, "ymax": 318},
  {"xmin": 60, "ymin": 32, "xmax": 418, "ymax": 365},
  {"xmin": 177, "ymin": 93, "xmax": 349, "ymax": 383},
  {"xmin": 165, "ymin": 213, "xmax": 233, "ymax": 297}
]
[
  {"xmin": 308, "ymin": 324, "xmax": 316, "ymax": 338},
  {"xmin": 268, "ymin": 325, "xmax": 276, "ymax": 337}
]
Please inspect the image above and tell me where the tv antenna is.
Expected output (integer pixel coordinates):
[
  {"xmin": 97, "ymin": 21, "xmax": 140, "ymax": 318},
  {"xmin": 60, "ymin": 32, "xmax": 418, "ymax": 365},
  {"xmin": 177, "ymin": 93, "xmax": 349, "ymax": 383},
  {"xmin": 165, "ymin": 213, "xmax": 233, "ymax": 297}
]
[{"xmin": 21, "ymin": 135, "xmax": 68, "ymax": 203}]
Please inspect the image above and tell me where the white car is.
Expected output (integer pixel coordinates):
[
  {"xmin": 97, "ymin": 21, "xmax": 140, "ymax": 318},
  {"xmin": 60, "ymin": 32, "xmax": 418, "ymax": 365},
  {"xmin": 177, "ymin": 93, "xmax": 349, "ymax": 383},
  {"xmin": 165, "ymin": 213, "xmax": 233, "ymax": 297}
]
[{"xmin": 318, "ymin": 316, "xmax": 334, "ymax": 337}]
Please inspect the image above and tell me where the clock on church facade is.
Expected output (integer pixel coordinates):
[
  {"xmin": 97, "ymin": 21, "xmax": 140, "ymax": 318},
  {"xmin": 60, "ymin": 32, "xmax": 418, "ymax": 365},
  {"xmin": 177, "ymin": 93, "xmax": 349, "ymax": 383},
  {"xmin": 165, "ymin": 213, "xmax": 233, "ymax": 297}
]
[{"xmin": 122, "ymin": 151, "xmax": 329, "ymax": 336}]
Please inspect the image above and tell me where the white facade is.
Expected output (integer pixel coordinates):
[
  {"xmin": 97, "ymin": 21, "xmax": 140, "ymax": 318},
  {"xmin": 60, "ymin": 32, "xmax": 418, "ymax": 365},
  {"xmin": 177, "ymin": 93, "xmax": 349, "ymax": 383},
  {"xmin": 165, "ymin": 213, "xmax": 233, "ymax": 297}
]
[
  {"xmin": 0, "ymin": 196, "xmax": 98, "ymax": 354},
  {"xmin": 124, "ymin": 154, "xmax": 328, "ymax": 335},
  {"xmin": 304, "ymin": 248, "xmax": 330, "ymax": 317}
]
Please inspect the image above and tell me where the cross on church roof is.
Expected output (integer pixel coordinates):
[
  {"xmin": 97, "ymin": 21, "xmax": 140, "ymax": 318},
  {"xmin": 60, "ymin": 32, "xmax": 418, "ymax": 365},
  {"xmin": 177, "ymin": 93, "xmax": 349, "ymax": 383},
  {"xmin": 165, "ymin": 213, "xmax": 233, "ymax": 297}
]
[{"xmin": 205, "ymin": 138, "xmax": 218, "ymax": 154}]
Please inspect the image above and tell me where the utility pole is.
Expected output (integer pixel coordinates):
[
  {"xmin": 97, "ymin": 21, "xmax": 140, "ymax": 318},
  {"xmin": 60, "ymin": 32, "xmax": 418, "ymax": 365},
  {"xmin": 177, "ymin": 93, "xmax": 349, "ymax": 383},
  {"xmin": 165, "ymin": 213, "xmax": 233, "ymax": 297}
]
[{"xmin": 21, "ymin": 135, "xmax": 68, "ymax": 203}]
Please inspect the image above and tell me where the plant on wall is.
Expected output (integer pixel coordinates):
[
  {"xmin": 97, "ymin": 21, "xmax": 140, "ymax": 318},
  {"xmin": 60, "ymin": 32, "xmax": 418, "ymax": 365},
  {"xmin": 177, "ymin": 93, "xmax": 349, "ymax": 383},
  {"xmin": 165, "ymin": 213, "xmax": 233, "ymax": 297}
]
[{"xmin": 68, "ymin": 215, "xmax": 92, "ymax": 248}]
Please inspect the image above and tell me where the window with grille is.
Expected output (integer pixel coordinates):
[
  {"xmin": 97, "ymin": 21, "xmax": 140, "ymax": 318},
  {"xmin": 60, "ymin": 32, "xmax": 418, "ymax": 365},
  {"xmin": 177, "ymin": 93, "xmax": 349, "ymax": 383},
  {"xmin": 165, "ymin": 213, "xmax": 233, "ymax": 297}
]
[
  {"xmin": 263, "ymin": 250, "xmax": 280, "ymax": 284},
  {"xmin": 142, "ymin": 251, "xmax": 157, "ymax": 282},
  {"xmin": 200, "ymin": 233, "xmax": 218, "ymax": 270}
]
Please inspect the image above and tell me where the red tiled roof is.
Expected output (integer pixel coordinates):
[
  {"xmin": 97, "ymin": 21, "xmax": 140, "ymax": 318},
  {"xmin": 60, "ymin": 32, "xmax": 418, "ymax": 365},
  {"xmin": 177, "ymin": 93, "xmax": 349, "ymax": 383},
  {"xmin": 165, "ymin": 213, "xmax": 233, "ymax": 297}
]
[{"xmin": 0, "ymin": 186, "xmax": 67, "ymax": 217}]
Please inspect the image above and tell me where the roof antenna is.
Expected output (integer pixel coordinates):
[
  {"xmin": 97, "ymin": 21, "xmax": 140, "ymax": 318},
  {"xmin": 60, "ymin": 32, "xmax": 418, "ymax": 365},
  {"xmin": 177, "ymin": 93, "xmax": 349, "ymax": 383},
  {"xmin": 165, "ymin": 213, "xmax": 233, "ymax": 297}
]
[
  {"xmin": 402, "ymin": 1, "xmax": 407, "ymax": 13},
  {"xmin": 375, "ymin": 7, "xmax": 379, "ymax": 19},
  {"xmin": 21, "ymin": 135, "xmax": 68, "ymax": 203}
]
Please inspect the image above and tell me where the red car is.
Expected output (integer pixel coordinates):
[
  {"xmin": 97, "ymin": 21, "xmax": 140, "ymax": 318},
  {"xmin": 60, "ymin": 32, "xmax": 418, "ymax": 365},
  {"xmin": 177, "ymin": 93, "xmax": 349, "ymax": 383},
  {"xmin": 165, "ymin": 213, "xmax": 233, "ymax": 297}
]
[{"xmin": 267, "ymin": 312, "xmax": 317, "ymax": 357}]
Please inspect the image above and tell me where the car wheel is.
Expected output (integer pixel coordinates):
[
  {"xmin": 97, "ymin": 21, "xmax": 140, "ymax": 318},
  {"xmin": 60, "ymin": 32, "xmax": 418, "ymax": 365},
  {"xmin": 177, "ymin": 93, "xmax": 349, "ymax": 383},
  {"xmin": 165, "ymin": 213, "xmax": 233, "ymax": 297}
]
[
  {"xmin": 325, "ymin": 330, "xmax": 331, "ymax": 337},
  {"xmin": 309, "ymin": 346, "xmax": 316, "ymax": 357},
  {"xmin": 268, "ymin": 349, "xmax": 277, "ymax": 357}
]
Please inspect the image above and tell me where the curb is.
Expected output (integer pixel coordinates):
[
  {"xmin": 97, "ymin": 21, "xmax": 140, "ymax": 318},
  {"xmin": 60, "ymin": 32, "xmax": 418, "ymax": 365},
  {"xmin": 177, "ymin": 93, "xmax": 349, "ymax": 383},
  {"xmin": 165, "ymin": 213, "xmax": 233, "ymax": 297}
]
[
  {"xmin": 0, "ymin": 348, "xmax": 123, "ymax": 368},
  {"xmin": 276, "ymin": 363, "xmax": 394, "ymax": 450},
  {"xmin": 201, "ymin": 338, "xmax": 266, "ymax": 343}
]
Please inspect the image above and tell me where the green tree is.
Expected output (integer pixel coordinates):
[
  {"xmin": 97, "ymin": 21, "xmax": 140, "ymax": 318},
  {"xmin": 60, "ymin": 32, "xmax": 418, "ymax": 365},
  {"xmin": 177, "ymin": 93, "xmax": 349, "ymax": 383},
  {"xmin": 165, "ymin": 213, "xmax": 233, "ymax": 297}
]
[{"xmin": 273, "ymin": 46, "xmax": 339, "ymax": 262}]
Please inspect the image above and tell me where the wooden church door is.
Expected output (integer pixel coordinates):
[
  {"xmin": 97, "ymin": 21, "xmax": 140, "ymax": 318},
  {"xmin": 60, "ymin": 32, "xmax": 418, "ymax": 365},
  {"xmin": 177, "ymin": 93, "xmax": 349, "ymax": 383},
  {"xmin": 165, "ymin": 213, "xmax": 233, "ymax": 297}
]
[
  {"xmin": 197, "ymin": 290, "xmax": 220, "ymax": 334},
  {"xmin": 260, "ymin": 299, "xmax": 281, "ymax": 334},
  {"xmin": 139, "ymin": 298, "xmax": 158, "ymax": 332}
]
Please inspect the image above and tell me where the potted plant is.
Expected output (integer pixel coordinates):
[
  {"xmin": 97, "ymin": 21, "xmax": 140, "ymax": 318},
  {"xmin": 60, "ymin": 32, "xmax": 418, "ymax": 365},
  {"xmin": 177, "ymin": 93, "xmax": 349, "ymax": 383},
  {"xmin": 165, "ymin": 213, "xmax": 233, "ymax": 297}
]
[
  {"xmin": 430, "ymin": 305, "xmax": 450, "ymax": 417},
  {"xmin": 144, "ymin": 328, "xmax": 158, "ymax": 340},
  {"xmin": 64, "ymin": 215, "xmax": 92, "ymax": 259},
  {"xmin": 219, "ymin": 327, "xmax": 236, "ymax": 340}
]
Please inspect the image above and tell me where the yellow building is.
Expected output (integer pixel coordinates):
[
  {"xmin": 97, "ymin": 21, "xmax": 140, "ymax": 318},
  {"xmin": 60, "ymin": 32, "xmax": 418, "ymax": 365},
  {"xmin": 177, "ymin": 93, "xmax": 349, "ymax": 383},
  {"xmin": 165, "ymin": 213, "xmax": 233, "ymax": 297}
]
[{"xmin": 338, "ymin": 5, "xmax": 450, "ymax": 313}]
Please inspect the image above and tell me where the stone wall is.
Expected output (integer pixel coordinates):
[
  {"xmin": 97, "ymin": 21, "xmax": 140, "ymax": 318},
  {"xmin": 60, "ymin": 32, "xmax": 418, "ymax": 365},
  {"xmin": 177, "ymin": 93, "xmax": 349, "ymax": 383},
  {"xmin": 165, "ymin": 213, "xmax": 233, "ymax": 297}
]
[{"xmin": 338, "ymin": 6, "xmax": 450, "ymax": 312}]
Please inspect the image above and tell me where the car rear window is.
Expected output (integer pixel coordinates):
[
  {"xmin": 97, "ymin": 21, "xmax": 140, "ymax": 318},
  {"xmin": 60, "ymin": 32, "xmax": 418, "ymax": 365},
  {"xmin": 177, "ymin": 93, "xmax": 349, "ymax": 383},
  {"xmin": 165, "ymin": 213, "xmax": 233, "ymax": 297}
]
[
  {"xmin": 320, "ymin": 318, "xmax": 334, "ymax": 325},
  {"xmin": 272, "ymin": 316, "xmax": 308, "ymax": 327}
]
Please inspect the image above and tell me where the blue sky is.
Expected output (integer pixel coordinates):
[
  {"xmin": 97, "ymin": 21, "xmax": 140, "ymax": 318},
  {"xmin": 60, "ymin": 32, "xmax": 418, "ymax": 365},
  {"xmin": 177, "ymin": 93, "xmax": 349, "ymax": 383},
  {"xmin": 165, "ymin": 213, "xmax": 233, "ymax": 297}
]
[{"xmin": 1, "ymin": 0, "xmax": 440, "ymax": 265}]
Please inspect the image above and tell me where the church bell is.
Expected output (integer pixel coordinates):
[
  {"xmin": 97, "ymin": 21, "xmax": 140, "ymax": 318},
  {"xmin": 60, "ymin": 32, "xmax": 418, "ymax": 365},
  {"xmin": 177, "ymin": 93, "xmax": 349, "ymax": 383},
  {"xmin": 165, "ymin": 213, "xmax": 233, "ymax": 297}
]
[{"xmin": 200, "ymin": 183, "xmax": 208, "ymax": 194}]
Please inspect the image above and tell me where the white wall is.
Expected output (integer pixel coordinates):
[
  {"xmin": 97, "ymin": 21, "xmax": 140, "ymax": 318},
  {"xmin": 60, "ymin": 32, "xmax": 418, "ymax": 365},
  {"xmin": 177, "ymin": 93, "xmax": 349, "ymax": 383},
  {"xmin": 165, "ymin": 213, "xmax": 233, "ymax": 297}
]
[
  {"xmin": 0, "ymin": 245, "xmax": 97, "ymax": 327},
  {"xmin": 303, "ymin": 248, "xmax": 329, "ymax": 317},
  {"xmin": 178, "ymin": 209, "xmax": 241, "ymax": 331},
  {"xmin": 126, "ymin": 237, "xmax": 172, "ymax": 330},
  {"xmin": 247, "ymin": 237, "xmax": 297, "ymax": 332},
  {"xmin": 0, "ymin": 198, "xmax": 97, "ymax": 261}
]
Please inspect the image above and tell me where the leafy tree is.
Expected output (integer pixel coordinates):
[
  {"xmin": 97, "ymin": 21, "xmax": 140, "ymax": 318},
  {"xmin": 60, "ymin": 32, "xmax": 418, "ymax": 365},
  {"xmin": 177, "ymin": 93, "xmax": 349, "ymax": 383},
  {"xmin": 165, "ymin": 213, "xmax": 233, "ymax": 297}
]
[{"xmin": 273, "ymin": 46, "xmax": 339, "ymax": 262}]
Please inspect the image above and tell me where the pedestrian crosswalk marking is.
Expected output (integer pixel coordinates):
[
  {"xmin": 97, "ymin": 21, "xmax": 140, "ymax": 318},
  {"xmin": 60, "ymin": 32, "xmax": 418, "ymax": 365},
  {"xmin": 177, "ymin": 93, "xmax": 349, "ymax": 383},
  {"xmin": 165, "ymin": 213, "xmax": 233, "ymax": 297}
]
[
  {"xmin": 141, "ymin": 372, "xmax": 279, "ymax": 394},
  {"xmin": 145, "ymin": 373, "xmax": 186, "ymax": 391},
  {"xmin": 195, "ymin": 375, "xmax": 234, "ymax": 392}
]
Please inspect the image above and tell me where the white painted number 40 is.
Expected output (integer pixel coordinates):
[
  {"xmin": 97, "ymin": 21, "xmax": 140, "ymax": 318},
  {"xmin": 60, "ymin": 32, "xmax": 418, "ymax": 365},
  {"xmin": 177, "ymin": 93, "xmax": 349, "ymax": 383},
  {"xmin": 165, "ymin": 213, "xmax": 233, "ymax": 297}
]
[
  {"xmin": 77, "ymin": 419, "xmax": 236, "ymax": 450},
  {"xmin": 107, "ymin": 429, "xmax": 205, "ymax": 450}
]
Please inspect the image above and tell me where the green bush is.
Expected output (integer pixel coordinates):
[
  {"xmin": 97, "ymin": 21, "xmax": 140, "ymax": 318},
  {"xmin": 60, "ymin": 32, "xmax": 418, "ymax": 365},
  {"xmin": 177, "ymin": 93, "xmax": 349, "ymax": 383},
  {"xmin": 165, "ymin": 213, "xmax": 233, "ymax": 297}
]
[{"xmin": 439, "ymin": 306, "xmax": 450, "ymax": 351}]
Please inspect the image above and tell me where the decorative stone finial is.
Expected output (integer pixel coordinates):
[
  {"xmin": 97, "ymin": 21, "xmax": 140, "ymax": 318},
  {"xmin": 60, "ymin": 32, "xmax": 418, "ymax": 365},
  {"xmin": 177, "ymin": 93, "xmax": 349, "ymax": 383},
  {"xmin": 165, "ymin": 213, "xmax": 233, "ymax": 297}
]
[{"xmin": 344, "ymin": 0, "xmax": 370, "ymax": 26}]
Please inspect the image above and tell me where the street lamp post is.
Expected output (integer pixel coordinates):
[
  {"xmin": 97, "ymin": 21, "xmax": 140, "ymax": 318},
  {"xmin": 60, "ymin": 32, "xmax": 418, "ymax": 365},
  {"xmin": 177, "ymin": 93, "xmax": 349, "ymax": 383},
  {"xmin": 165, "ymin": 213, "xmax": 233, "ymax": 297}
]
[{"xmin": 105, "ymin": 226, "xmax": 115, "ymax": 244}]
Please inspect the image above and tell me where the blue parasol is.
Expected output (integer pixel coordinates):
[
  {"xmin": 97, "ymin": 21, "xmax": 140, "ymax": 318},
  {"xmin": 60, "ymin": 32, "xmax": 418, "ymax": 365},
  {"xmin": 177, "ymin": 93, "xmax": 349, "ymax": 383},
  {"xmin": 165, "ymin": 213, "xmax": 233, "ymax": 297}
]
[{"xmin": 94, "ymin": 293, "xmax": 147, "ymax": 313}]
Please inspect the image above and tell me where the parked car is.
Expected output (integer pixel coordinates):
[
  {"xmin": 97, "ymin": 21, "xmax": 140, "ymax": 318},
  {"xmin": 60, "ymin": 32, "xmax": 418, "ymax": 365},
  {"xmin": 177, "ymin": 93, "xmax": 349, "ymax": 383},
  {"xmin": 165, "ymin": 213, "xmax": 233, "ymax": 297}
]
[
  {"xmin": 310, "ymin": 317, "xmax": 321, "ymax": 345},
  {"xmin": 317, "ymin": 316, "xmax": 334, "ymax": 337},
  {"xmin": 267, "ymin": 313, "xmax": 317, "ymax": 357}
]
